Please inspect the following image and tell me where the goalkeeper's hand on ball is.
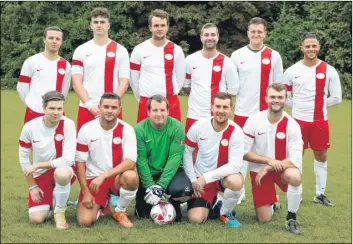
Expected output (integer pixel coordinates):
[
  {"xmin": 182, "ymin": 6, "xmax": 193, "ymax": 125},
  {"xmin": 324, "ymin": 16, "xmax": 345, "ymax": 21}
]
[{"xmin": 144, "ymin": 185, "xmax": 164, "ymax": 205}]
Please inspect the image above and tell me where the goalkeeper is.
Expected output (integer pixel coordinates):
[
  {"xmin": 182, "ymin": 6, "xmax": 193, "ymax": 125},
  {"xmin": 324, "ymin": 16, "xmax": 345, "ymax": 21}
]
[{"xmin": 134, "ymin": 95, "xmax": 192, "ymax": 222}]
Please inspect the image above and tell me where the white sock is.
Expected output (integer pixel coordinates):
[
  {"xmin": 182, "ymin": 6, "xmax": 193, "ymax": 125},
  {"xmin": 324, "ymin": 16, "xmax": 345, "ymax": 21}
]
[
  {"xmin": 220, "ymin": 189, "xmax": 243, "ymax": 216},
  {"xmin": 114, "ymin": 188, "xmax": 137, "ymax": 212},
  {"xmin": 240, "ymin": 161, "xmax": 248, "ymax": 194},
  {"xmin": 54, "ymin": 183, "xmax": 71, "ymax": 213},
  {"xmin": 314, "ymin": 160, "xmax": 327, "ymax": 196},
  {"xmin": 287, "ymin": 184, "xmax": 302, "ymax": 213}
]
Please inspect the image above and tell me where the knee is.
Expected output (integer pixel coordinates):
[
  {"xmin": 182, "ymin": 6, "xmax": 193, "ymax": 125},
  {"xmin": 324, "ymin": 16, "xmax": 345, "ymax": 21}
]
[
  {"xmin": 29, "ymin": 213, "xmax": 47, "ymax": 224},
  {"xmin": 187, "ymin": 213, "xmax": 206, "ymax": 224},
  {"xmin": 314, "ymin": 151, "xmax": 327, "ymax": 162},
  {"xmin": 283, "ymin": 169, "xmax": 301, "ymax": 187},
  {"xmin": 54, "ymin": 167, "xmax": 72, "ymax": 185},
  {"xmin": 77, "ymin": 216, "xmax": 95, "ymax": 227},
  {"xmin": 223, "ymin": 174, "xmax": 243, "ymax": 191},
  {"xmin": 258, "ymin": 215, "xmax": 272, "ymax": 223},
  {"xmin": 121, "ymin": 170, "xmax": 139, "ymax": 190}
]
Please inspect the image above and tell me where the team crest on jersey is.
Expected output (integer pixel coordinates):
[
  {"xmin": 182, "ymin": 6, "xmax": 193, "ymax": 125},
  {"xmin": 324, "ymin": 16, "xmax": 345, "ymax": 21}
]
[
  {"xmin": 316, "ymin": 73, "xmax": 325, "ymax": 79},
  {"xmin": 113, "ymin": 137, "xmax": 122, "ymax": 144},
  {"xmin": 165, "ymin": 54, "xmax": 173, "ymax": 60},
  {"xmin": 213, "ymin": 65, "xmax": 222, "ymax": 72},
  {"xmin": 276, "ymin": 132, "xmax": 286, "ymax": 140},
  {"xmin": 262, "ymin": 58, "xmax": 271, "ymax": 65},
  {"xmin": 107, "ymin": 52, "xmax": 116, "ymax": 58},
  {"xmin": 55, "ymin": 134, "xmax": 64, "ymax": 141},
  {"xmin": 58, "ymin": 68, "xmax": 66, "ymax": 75},
  {"xmin": 221, "ymin": 139, "xmax": 229, "ymax": 146}
]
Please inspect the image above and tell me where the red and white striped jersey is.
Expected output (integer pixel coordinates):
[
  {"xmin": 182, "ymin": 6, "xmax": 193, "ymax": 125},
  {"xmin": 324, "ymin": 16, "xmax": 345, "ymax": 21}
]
[
  {"xmin": 282, "ymin": 60, "xmax": 342, "ymax": 122},
  {"xmin": 183, "ymin": 118, "xmax": 244, "ymax": 184},
  {"xmin": 17, "ymin": 53, "xmax": 71, "ymax": 113},
  {"xmin": 231, "ymin": 46, "xmax": 283, "ymax": 117},
  {"xmin": 243, "ymin": 111, "xmax": 303, "ymax": 173},
  {"xmin": 130, "ymin": 39, "xmax": 185, "ymax": 99},
  {"xmin": 75, "ymin": 118, "xmax": 137, "ymax": 179},
  {"xmin": 19, "ymin": 116, "xmax": 76, "ymax": 178},
  {"xmin": 71, "ymin": 39, "xmax": 130, "ymax": 107},
  {"xmin": 184, "ymin": 51, "xmax": 239, "ymax": 119}
]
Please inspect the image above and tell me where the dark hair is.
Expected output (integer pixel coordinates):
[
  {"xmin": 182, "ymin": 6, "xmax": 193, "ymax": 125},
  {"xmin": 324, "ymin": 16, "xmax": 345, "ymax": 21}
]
[
  {"xmin": 248, "ymin": 17, "xmax": 267, "ymax": 31},
  {"xmin": 100, "ymin": 92, "xmax": 121, "ymax": 105},
  {"xmin": 91, "ymin": 7, "xmax": 110, "ymax": 20},
  {"xmin": 302, "ymin": 32, "xmax": 318, "ymax": 42},
  {"xmin": 42, "ymin": 91, "xmax": 65, "ymax": 107},
  {"xmin": 147, "ymin": 95, "xmax": 169, "ymax": 111},
  {"xmin": 200, "ymin": 23, "xmax": 218, "ymax": 35},
  {"xmin": 43, "ymin": 26, "xmax": 63, "ymax": 38},
  {"xmin": 266, "ymin": 83, "xmax": 287, "ymax": 97},
  {"xmin": 212, "ymin": 92, "xmax": 233, "ymax": 106},
  {"xmin": 148, "ymin": 9, "xmax": 169, "ymax": 26}
]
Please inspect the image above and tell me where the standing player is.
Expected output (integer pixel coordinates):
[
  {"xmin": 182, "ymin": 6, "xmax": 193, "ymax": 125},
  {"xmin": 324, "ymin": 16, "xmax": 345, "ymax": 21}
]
[
  {"xmin": 75, "ymin": 93, "xmax": 139, "ymax": 228},
  {"xmin": 71, "ymin": 7, "xmax": 130, "ymax": 132},
  {"xmin": 231, "ymin": 17, "xmax": 283, "ymax": 203},
  {"xmin": 17, "ymin": 26, "xmax": 71, "ymax": 124},
  {"xmin": 243, "ymin": 83, "xmax": 303, "ymax": 234},
  {"xmin": 130, "ymin": 9, "xmax": 186, "ymax": 122},
  {"xmin": 134, "ymin": 95, "xmax": 192, "ymax": 222},
  {"xmin": 183, "ymin": 23, "xmax": 239, "ymax": 133},
  {"xmin": 183, "ymin": 92, "xmax": 244, "ymax": 227},
  {"xmin": 282, "ymin": 32, "xmax": 342, "ymax": 206},
  {"xmin": 19, "ymin": 91, "xmax": 76, "ymax": 229}
]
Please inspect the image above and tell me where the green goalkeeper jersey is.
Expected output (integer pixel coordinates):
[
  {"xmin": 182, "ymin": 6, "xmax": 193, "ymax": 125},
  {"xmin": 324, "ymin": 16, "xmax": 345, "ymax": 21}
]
[{"xmin": 134, "ymin": 117, "xmax": 185, "ymax": 189}]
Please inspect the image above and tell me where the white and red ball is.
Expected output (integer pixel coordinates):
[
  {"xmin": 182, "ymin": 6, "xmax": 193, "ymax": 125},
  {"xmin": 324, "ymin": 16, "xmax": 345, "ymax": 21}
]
[{"xmin": 150, "ymin": 201, "xmax": 176, "ymax": 225}]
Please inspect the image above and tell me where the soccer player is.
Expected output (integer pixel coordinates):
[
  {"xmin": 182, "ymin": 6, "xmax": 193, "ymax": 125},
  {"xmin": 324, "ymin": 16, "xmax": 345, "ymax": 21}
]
[
  {"xmin": 183, "ymin": 23, "xmax": 239, "ymax": 133},
  {"xmin": 183, "ymin": 92, "xmax": 244, "ymax": 227},
  {"xmin": 282, "ymin": 32, "xmax": 342, "ymax": 206},
  {"xmin": 134, "ymin": 95, "xmax": 192, "ymax": 222},
  {"xmin": 71, "ymin": 7, "xmax": 130, "ymax": 132},
  {"xmin": 243, "ymin": 83, "xmax": 303, "ymax": 234},
  {"xmin": 18, "ymin": 91, "xmax": 76, "ymax": 229},
  {"xmin": 231, "ymin": 17, "xmax": 283, "ymax": 203},
  {"xmin": 17, "ymin": 26, "xmax": 71, "ymax": 124},
  {"xmin": 130, "ymin": 9, "xmax": 186, "ymax": 123},
  {"xmin": 75, "ymin": 93, "xmax": 139, "ymax": 228}
]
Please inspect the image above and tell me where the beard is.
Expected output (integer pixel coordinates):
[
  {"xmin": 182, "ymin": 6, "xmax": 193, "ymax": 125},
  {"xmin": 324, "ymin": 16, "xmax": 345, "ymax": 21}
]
[{"xmin": 268, "ymin": 103, "xmax": 285, "ymax": 114}]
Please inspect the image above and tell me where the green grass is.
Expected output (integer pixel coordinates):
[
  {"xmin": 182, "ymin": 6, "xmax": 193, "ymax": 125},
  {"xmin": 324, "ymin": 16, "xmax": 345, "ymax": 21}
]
[{"xmin": 1, "ymin": 90, "xmax": 351, "ymax": 243}]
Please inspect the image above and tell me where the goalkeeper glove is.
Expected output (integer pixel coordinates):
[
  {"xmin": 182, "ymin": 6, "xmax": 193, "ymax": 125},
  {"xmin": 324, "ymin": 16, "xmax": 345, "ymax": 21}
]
[{"xmin": 144, "ymin": 184, "xmax": 164, "ymax": 205}]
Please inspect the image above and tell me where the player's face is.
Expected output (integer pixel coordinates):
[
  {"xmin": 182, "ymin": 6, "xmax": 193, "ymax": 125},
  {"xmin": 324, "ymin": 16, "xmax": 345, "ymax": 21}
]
[
  {"xmin": 148, "ymin": 101, "xmax": 169, "ymax": 127},
  {"xmin": 200, "ymin": 27, "xmax": 219, "ymax": 50},
  {"xmin": 43, "ymin": 31, "xmax": 63, "ymax": 53},
  {"xmin": 301, "ymin": 38, "xmax": 320, "ymax": 60},
  {"xmin": 149, "ymin": 17, "xmax": 168, "ymax": 41},
  {"xmin": 247, "ymin": 24, "xmax": 266, "ymax": 47},
  {"xmin": 99, "ymin": 99, "xmax": 120, "ymax": 123},
  {"xmin": 43, "ymin": 100, "xmax": 64, "ymax": 124},
  {"xmin": 212, "ymin": 98, "xmax": 233, "ymax": 125},
  {"xmin": 266, "ymin": 88, "xmax": 286, "ymax": 113},
  {"xmin": 90, "ymin": 16, "xmax": 110, "ymax": 37}
]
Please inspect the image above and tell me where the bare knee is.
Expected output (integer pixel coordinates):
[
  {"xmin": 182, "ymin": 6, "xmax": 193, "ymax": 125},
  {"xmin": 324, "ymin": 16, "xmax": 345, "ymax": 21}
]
[
  {"xmin": 223, "ymin": 173, "xmax": 243, "ymax": 191},
  {"xmin": 54, "ymin": 167, "xmax": 72, "ymax": 185},
  {"xmin": 187, "ymin": 214, "xmax": 206, "ymax": 224},
  {"xmin": 187, "ymin": 208, "xmax": 208, "ymax": 224},
  {"xmin": 119, "ymin": 170, "xmax": 139, "ymax": 190},
  {"xmin": 314, "ymin": 150, "xmax": 327, "ymax": 162},
  {"xmin": 282, "ymin": 168, "xmax": 301, "ymax": 186},
  {"xmin": 77, "ymin": 217, "xmax": 95, "ymax": 227},
  {"xmin": 29, "ymin": 212, "xmax": 48, "ymax": 224},
  {"xmin": 256, "ymin": 205, "xmax": 272, "ymax": 223}
]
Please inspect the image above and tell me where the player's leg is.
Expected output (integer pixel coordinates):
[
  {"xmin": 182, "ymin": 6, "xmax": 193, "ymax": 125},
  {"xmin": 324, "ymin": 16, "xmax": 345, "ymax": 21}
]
[
  {"xmin": 186, "ymin": 198, "xmax": 210, "ymax": 224},
  {"xmin": 137, "ymin": 96, "xmax": 149, "ymax": 123},
  {"xmin": 76, "ymin": 106, "xmax": 95, "ymax": 133},
  {"xmin": 167, "ymin": 95, "xmax": 181, "ymax": 121}
]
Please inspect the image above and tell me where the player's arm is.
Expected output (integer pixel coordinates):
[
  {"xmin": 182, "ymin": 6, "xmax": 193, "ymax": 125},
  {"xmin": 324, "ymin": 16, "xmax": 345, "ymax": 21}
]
[
  {"xmin": 327, "ymin": 67, "xmax": 342, "ymax": 107},
  {"xmin": 115, "ymin": 47, "xmax": 130, "ymax": 98},
  {"xmin": 156, "ymin": 123, "xmax": 186, "ymax": 189},
  {"xmin": 183, "ymin": 125, "xmax": 198, "ymax": 183},
  {"xmin": 16, "ymin": 58, "xmax": 32, "ymax": 105},
  {"xmin": 272, "ymin": 52, "xmax": 284, "ymax": 83},
  {"xmin": 182, "ymin": 57, "xmax": 192, "ymax": 96},
  {"xmin": 175, "ymin": 47, "xmax": 186, "ymax": 93},
  {"xmin": 225, "ymin": 59, "xmax": 240, "ymax": 96},
  {"xmin": 282, "ymin": 69, "xmax": 293, "ymax": 109},
  {"xmin": 62, "ymin": 62, "xmax": 72, "ymax": 98},
  {"xmin": 75, "ymin": 128, "xmax": 90, "ymax": 193},
  {"xmin": 129, "ymin": 47, "xmax": 141, "ymax": 101},
  {"xmin": 283, "ymin": 122, "xmax": 303, "ymax": 170}
]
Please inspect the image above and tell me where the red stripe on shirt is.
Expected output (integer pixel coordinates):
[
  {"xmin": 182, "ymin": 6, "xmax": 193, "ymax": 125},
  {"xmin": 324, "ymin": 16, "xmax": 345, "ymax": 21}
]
[
  {"xmin": 105, "ymin": 41, "xmax": 118, "ymax": 93},
  {"xmin": 284, "ymin": 84, "xmax": 292, "ymax": 92},
  {"xmin": 244, "ymin": 132, "xmax": 255, "ymax": 139},
  {"xmin": 19, "ymin": 140, "xmax": 32, "ymax": 148},
  {"xmin": 54, "ymin": 120, "xmax": 64, "ymax": 158},
  {"xmin": 56, "ymin": 58, "xmax": 66, "ymax": 93},
  {"xmin": 18, "ymin": 75, "xmax": 31, "ymax": 84},
  {"xmin": 185, "ymin": 73, "xmax": 191, "ymax": 79},
  {"xmin": 314, "ymin": 61, "xmax": 327, "ymax": 121},
  {"xmin": 112, "ymin": 122, "xmax": 124, "ymax": 167},
  {"xmin": 275, "ymin": 116, "xmax": 288, "ymax": 160},
  {"xmin": 259, "ymin": 48, "xmax": 272, "ymax": 111},
  {"xmin": 185, "ymin": 137, "xmax": 198, "ymax": 149},
  {"xmin": 76, "ymin": 143, "xmax": 88, "ymax": 152},
  {"xmin": 130, "ymin": 62, "xmax": 141, "ymax": 71},
  {"xmin": 72, "ymin": 59, "xmax": 83, "ymax": 67},
  {"xmin": 211, "ymin": 54, "xmax": 225, "ymax": 116},
  {"xmin": 217, "ymin": 124, "xmax": 235, "ymax": 168},
  {"xmin": 164, "ymin": 41, "xmax": 175, "ymax": 96}
]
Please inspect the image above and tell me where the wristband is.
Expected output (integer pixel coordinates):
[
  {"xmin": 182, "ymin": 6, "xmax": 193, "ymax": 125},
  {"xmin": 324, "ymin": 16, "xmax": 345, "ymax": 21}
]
[
  {"xmin": 29, "ymin": 185, "xmax": 38, "ymax": 191},
  {"xmin": 84, "ymin": 101, "xmax": 93, "ymax": 111}
]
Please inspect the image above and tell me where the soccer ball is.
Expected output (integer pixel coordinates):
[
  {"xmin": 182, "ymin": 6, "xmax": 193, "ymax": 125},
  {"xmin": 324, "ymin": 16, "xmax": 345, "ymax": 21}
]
[{"xmin": 150, "ymin": 201, "xmax": 176, "ymax": 225}]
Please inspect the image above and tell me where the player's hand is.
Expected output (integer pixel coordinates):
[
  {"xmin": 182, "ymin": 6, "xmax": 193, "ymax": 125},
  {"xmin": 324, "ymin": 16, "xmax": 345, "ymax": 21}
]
[
  {"xmin": 90, "ymin": 105, "xmax": 100, "ymax": 118},
  {"xmin": 24, "ymin": 165, "xmax": 37, "ymax": 176},
  {"xmin": 255, "ymin": 167, "xmax": 270, "ymax": 186},
  {"xmin": 144, "ymin": 185, "xmax": 164, "ymax": 205},
  {"xmin": 89, "ymin": 175, "xmax": 104, "ymax": 194},
  {"xmin": 192, "ymin": 181, "xmax": 205, "ymax": 198},
  {"xmin": 82, "ymin": 192, "xmax": 95, "ymax": 209},
  {"xmin": 30, "ymin": 187, "xmax": 44, "ymax": 203},
  {"xmin": 268, "ymin": 159, "xmax": 285, "ymax": 172}
]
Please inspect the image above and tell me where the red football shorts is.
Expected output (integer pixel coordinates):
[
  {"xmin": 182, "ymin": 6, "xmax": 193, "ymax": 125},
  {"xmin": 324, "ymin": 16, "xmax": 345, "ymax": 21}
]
[
  {"xmin": 234, "ymin": 114, "xmax": 249, "ymax": 129},
  {"xmin": 185, "ymin": 117, "xmax": 198, "ymax": 134}
]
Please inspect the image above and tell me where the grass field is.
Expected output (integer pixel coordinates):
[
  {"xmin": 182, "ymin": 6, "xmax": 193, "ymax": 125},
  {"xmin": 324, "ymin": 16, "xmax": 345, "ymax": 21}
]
[{"xmin": 1, "ymin": 90, "xmax": 351, "ymax": 243}]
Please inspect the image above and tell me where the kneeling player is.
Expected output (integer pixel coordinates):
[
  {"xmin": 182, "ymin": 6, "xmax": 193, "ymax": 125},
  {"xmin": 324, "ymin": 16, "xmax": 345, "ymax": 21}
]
[
  {"xmin": 183, "ymin": 92, "xmax": 244, "ymax": 227},
  {"xmin": 243, "ymin": 83, "xmax": 303, "ymax": 234},
  {"xmin": 19, "ymin": 91, "xmax": 76, "ymax": 229},
  {"xmin": 75, "ymin": 93, "xmax": 139, "ymax": 228}
]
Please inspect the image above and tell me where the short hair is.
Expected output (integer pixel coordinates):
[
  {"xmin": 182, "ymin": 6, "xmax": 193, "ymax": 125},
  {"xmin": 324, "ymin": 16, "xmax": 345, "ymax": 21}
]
[
  {"xmin": 43, "ymin": 26, "xmax": 63, "ymax": 38},
  {"xmin": 266, "ymin": 83, "xmax": 288, "ymax": 97},
  {"xmin": 212, "ymin": 92, "xmax": 233, "ymax": 106},
  {"xmin": 248, "ymin": 17, "xmax": 267, "ymax": 31},
  {"xmin": 200, "ymin": 23, "xmax": 219, "ymax": 35},
  {"xmin": 42, "ymin": 91, "xmax": 65, "ymax": 107},
  {"xmin": 91, "ymin": 7, "xmax": 110, "ymax": 20},
  {"xmin": 147, "ymin": 95, "xmax": 169, "ymax": 111},
  {"xmin": 302, "ymin": 32, "xmax": 318, "ymax": 43},
  {"xmin": 99, "ymin": 92, "xmax": 121, "ymax": 105},
  {"xmin": 148, "ymin": 9, "xmax": 169, "ymax": 26}
]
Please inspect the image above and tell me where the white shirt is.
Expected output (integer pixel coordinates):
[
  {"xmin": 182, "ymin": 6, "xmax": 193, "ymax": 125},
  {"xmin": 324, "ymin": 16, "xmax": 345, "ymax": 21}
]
[
  {"xmin": 184, "ymin": 51, "xmax": 239, "ymax": 119},
  {"xmin": 183, "ymin": 118, "xmax": 244, "ymax": 184},
  {"xmin": 231, "ymin": 46, "xmax": 283, "ymax": 117},
  {"xmin": 282, "ymin": 60, "xmax": 342, "ymax": 122},
  {"xmin": 17, "ymin": 53, "xmax": 71, "ymax": 113},
  {"xmin": 19, "ymin": 116, "xmax": 76, "ymax": 178},
  {"xmin": 130, "ymin": 40, "xmax": 186, "ymax": 99},
  {"xmin": 75, "ymin": 118, "xmax": 137, "ymax": 179},
  {"xmin": 71, "ymin": 39, "xmax": 130, "ymax": 107},
  {"xmin": 243, "ymin": 111, "xmax": 303, "ymax": 173}
]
